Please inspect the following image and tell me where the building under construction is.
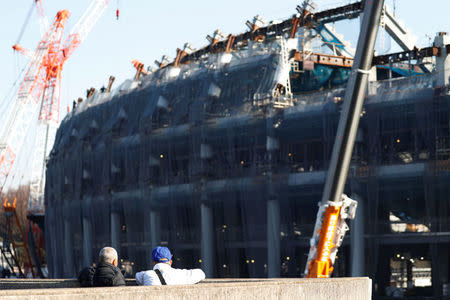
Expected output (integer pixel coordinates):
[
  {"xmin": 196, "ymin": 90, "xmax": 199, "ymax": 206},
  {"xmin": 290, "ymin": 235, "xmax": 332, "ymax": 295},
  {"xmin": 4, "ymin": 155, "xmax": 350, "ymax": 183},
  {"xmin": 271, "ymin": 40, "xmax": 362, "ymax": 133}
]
[{"xmin": 44, "ymin": 1, "xmax": 450, "ymax": 298}]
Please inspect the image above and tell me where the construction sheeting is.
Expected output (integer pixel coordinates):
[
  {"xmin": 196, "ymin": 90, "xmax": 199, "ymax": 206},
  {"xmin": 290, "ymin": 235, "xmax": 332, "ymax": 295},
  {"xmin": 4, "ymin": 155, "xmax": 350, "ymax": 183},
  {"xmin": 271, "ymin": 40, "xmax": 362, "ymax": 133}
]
[{"xmin": 45, "ymin": 41, "xmax": 450, "ymax": 296}]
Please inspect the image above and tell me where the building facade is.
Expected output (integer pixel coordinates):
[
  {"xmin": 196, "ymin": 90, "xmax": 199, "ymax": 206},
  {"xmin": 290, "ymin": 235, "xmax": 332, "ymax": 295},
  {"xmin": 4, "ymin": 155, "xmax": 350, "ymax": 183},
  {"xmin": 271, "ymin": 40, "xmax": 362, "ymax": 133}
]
[{"xmin": 45, "ymin": 34, "xmax": 450, "ymax": 298}]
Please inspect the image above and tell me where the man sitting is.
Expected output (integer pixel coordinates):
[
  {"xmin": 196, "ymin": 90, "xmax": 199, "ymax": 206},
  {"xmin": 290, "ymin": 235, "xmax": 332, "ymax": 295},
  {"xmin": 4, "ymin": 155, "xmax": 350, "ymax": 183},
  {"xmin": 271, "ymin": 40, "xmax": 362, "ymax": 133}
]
[
  {"xmin": 78, "ymin": 246, "xmax": 125, "ymax": 287},
  {"xmin": 135, "ymin": 246, "xmax": 205, "ymax": 285}
]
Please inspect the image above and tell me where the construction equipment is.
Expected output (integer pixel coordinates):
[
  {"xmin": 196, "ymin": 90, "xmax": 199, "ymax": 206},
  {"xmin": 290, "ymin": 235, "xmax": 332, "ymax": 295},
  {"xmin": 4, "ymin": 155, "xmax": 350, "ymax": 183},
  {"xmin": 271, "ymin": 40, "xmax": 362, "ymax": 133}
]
[
  {"xmin": 0, "ymin": 240, "xmax": 20, "ymax": 277},
  {"xmin": 0, "ymin": 0, "xmax": 110, "ymax": 277},
  {"xmin": 304, "ymin": 0, "xmax": 385, "ymax": 278},
  {"xmin": 3, "ymin": 198, "xmax": 35, "ymax": 277}
]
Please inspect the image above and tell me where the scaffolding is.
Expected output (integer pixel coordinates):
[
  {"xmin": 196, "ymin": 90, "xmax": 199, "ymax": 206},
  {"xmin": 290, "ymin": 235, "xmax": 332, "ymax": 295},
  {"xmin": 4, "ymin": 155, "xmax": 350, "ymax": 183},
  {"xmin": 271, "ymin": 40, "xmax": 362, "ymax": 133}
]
[{"xmin": 44, "ymin": 2, "xmax": 450, "ymax": 298}]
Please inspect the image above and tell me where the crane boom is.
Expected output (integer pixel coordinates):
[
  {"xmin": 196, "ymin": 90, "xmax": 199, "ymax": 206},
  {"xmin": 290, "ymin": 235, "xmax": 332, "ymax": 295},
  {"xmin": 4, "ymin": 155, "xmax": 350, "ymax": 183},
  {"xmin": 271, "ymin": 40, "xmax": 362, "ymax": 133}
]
[
  {"xmin": 62, "ymin": 0, "xmax": 110, "ymax": 61},
  {"xmin": 305, "ymin": 0, "xmax": 385, "ymax": 278},
  {"xmin": 35, "ymin": 0, "xmax": 49, "ymax": 38}
]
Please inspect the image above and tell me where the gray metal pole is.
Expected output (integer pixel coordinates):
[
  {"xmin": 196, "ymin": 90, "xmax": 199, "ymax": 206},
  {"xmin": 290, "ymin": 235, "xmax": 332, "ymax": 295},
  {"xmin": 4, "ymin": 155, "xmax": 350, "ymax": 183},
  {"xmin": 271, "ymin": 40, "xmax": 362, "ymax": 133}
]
[{"xmin": 321, "ymin": 0, "xmax": 385, "ymax": 205}]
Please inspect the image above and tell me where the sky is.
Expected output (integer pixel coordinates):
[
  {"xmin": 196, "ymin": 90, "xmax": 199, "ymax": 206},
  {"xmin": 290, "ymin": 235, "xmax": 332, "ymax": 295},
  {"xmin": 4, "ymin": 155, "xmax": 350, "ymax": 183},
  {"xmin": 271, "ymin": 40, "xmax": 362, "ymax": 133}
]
[
  {"xmin": 0, "ymin": 0, "xmax": 449, "ymax": 117},
  {"xmin": 0, "ymin": 0, "xmax": 448, "ymax": 188}
]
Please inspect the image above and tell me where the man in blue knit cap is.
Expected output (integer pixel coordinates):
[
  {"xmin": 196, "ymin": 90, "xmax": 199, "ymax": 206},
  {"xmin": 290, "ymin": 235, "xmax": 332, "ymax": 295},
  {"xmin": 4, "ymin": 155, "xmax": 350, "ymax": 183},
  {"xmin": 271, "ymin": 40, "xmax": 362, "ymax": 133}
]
[{"xmin": 136, "ymin": 246, "xmax": 205, "ymax": 285}]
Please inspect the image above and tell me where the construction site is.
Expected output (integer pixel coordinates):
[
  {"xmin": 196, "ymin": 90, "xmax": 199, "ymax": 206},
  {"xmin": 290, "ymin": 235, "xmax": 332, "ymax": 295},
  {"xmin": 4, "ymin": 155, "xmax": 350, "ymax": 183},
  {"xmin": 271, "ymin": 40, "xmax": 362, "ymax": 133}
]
[{"xmin": 0, "ymin": 0, "xmax": 449, "ymax": 299}]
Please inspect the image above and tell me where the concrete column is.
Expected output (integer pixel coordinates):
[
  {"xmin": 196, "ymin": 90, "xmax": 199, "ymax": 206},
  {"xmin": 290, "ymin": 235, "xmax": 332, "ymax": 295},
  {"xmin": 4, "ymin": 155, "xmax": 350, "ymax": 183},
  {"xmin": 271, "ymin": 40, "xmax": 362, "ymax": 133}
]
[
  {"xmin": 146, "ymin": 210, "xmax": 161, "ymax": 267},
  {"xmin": 63, "ymin": 218, "xmax": 73, "ymax": 277},
  {"xmin": 430, "ymin": 243, "xmax": 444, "ymax": 298},
  {"xmin": 201, "ymin": 202, "xmax": 214, "ymax": 278},
  {"xmin": 54, "ymin": 203, "xmax": 64, "ymax": 278},
  {"xmin": 149, "ymin": 210, "xmax": 161, "ymax": 249},
  {"xmin": 47, "ymin": 206, "xmax": 57, "ymax": 278},
  {"xmin": 434, "ymin": 32, "xmax": 450, "ymax": 87},
  {"xmin": 82, "ymin": 217, "xmax": 93, "ymax": 268},
  {"xmin": 350, "ymin": 194, "xmax": 365, "ymax": 277},
  {"xmin": 110, "ymin": 212, "xmax": 120, "ymax": 251},
  {"xmin": 267, "ymin": 198, "xmax": 280, "ymax": 277}
]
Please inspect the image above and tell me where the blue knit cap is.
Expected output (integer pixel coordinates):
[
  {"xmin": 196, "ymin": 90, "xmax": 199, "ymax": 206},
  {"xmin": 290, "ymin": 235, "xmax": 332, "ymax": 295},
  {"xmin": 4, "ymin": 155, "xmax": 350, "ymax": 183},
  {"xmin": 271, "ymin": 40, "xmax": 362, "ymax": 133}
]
[{"xmin": 152, "ymin": 246, "xmax": 172, "ymax": 263}]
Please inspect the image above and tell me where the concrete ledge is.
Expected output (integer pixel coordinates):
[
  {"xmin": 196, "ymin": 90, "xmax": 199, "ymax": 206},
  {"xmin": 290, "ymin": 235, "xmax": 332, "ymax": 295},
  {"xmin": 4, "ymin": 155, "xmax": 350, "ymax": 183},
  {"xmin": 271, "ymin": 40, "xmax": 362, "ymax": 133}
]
[
  {"xmin": 0, "ymin": 277, "xmax": 371, "ymax": 300},
  {"xmin": 0, "ymin": 278, "xmax": 137, "ymax": 289}
]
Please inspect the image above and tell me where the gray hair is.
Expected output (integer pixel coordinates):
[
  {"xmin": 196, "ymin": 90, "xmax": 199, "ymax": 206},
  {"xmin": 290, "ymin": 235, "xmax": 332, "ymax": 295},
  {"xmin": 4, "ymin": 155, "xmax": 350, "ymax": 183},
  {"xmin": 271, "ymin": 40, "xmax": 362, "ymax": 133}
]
[{"xmin": 99, "ymin": 247, "xmax": 118, "ymax": 263}]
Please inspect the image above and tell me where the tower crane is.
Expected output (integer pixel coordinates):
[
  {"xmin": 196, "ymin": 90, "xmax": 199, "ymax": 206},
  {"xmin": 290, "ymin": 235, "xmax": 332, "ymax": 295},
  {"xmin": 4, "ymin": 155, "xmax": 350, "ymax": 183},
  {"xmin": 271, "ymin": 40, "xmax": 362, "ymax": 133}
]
[{"xmin": 1, "ymin": 0, "xmax": 110, "ymax": 277}]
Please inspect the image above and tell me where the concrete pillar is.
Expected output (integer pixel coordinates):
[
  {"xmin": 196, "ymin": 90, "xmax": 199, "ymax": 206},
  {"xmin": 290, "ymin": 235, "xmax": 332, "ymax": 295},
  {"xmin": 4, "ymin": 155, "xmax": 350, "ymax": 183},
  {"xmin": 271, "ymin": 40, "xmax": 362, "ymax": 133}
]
[
  {"xmin": 201, "ymin": 202, "xmax": 214, "ymax": 278},
  {"xmin": 47, "ymin": 206, "xmax": 57, "ymax": 278},
  {"xmin": 82, "ymin": 217, "xmax": 93, "ymax": 268},
  {"xmin": 143, "ymin": 207, "xmax": 161, "ymax": 268},
  {"xmin": 149, "ymin": 210, "xmax": 161, "ymax": 249},
  {"xmin": 54, "ymin": 203, "xmax": 64, "ymax": 278},
  {"xmin": 434, "ymin": 32, "xmax": 450, "ymax": 87},
  {"xmin": 110, "ymin": 212, "xmax": 120, "ymax": 251},
  {"xmin": 267, "ymin": 198, "xmax": 280, "ymax": 277},
  {"xmin": 63, "ymin": 219, "xmax": 73, "ymax": 277},
  {"xmin": 350, "ymin": 194, "xmax": 365, "ymax": 277}
]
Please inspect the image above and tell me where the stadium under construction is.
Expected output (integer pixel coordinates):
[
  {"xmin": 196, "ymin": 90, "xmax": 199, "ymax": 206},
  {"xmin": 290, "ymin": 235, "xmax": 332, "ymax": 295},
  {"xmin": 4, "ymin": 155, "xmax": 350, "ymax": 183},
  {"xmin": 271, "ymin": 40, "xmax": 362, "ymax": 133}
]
[{"xmin": 43, "ymin": 1, "xmax": 450, "ymax": 298}]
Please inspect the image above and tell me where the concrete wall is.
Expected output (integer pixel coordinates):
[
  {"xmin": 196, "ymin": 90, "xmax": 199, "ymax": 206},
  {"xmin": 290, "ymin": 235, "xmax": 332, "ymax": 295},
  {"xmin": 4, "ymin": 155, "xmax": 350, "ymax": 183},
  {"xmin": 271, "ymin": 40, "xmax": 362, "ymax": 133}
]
[
  {"xmin": 0, "ymin": 278, "xmax": 371, "ymax": 300},
  {"xmin": 0, "ymin": 278, "xmax": 137, "ymax": 289}
]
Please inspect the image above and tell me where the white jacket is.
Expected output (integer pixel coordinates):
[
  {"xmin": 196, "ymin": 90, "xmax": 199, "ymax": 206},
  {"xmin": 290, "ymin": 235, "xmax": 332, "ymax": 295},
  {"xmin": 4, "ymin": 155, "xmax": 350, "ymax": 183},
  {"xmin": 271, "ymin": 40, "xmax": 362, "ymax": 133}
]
[{"xmin": 135, "ymin": 263, "xmax": 205, "ymax": 286}]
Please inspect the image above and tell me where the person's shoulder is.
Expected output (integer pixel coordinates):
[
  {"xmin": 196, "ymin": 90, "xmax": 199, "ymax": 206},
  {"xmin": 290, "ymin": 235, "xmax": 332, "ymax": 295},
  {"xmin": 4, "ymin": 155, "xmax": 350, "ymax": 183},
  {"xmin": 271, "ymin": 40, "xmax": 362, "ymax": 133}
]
[
  {"xmin": 168, "ymin": 267, "xmax": 205, "ymax": 285},
  {"xmin": 136, "ymin": 269, "xmax": 156, "ymax": 277},
  {"xmin": 113, "ymin": 269, "xmax": 126, "ymax": 286},
  {"xmin": 171, "ymin": 266, "xmax": 203, "ymax": 273},
  {"xmin": 136, "ymin": 269, "xmax": 158, "ymax": 286},
  {"xmin": 78, "ymin": 266, "xmax": 96, "ymax": 287},
  {"xmin": 171, "ymin": 267, "xmax": 205, "ymax": 278},
  {"xmin": 79, "ymin": 265, "xmax": 96, "ymax": 276}
]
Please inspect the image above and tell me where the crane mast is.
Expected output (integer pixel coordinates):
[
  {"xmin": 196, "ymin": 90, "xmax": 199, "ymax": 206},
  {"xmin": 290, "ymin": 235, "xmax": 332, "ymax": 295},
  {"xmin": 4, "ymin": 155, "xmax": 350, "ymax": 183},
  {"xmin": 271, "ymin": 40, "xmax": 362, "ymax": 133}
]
[{"xmin": 305, "ymin": 0, "xmax": 385, "ymax": 278}]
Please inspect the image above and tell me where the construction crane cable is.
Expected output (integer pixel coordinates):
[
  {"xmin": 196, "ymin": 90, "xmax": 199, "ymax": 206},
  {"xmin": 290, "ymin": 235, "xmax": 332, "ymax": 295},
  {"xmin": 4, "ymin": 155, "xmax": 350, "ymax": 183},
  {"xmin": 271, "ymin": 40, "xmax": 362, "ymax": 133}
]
[
  {"xmin": 0, "ymin": 62, "xmax": 28, "ymax": 106},
  {"xmin": 0, "ymin": 65, "xmax": 28, "ymax": 127},
  {"xmin": 15, "ymin": 1, "xmax": 36, "ymax": 46}
]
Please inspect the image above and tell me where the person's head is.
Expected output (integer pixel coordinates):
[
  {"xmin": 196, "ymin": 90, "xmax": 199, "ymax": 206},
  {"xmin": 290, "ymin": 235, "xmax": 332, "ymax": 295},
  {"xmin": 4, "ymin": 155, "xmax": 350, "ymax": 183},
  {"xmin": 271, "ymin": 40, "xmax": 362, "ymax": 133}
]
[
  {"xmin": 99, "ymin": 247, "xmax": 119, "ymax": 266},
  {"xmin": 151, "ymin": 246, "xmax": 173, "ymax": 266}
]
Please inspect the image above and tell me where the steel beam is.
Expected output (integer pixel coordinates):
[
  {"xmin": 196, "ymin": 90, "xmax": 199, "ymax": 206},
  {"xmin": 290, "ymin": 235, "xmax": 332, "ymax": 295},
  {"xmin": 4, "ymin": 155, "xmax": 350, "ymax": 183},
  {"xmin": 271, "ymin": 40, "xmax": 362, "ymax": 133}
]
[{"xmin": 173, "ymin": 2, "xmax": 363, "ymax": 67}]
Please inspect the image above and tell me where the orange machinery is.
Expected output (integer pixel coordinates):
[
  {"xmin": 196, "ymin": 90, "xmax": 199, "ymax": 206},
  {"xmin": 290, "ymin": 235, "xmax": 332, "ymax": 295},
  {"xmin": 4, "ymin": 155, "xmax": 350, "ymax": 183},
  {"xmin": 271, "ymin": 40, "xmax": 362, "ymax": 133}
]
[{"xmin": 304, "ymin": 195, "xmax": 357, "ymax": 278}]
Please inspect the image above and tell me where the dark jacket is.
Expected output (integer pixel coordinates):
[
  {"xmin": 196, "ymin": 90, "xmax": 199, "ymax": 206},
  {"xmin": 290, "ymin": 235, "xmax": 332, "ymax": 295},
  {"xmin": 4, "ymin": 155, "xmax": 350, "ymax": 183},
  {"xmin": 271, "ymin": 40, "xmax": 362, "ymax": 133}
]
[
  {"xmin": 92, "ymin": 262, "xmax": 126, "ymax": 287},
  {"xmin": 78, "ymin": 265, "xmax": 96, "ymax": 287}
]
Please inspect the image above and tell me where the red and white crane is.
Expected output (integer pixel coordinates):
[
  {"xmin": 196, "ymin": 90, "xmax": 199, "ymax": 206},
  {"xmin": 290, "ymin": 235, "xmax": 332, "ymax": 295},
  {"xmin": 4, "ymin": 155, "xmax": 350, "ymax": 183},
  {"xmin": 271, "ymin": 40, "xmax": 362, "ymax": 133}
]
[
  {"xmin": 1, "ymin": 0, "xmax": 110, "ymax": 215},
  {"xmin": 1, "ymin": 0, "xmax": 110, "ymax": 277}
]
